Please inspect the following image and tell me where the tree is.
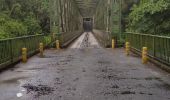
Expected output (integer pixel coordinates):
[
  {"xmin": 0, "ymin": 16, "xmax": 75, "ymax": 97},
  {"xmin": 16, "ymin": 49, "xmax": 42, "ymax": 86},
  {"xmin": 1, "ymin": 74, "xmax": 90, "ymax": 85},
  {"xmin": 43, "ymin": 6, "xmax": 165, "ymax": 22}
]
[
  {"xmin": 127, "ymin": 0, "xmax": 170, "ymax": 35},
  {"xmin": 0, "ymin": 0, "xmax": 50, "ymax": 39},
  {"xmin": 121, "ymin": 0, "xmax": 140, "ymax": 31}
]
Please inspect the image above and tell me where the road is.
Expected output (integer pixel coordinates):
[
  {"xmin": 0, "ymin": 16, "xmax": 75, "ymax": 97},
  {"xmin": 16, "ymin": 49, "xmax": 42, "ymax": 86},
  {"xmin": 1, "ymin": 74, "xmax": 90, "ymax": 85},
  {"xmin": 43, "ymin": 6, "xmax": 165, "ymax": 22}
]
[
  {"xmin": 0, "ymin": 32, "xmax": 170, "ymax": 100},
  {"xmin": 70, "ymin": 32, "xmax": 100, "ymax": 48}
]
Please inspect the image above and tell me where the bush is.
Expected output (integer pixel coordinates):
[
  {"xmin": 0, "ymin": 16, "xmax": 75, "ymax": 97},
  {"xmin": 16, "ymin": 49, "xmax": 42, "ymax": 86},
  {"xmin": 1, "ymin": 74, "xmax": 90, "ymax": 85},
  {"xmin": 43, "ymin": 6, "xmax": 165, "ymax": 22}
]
[
  {"xmin": 4, "ymin": 20, "xmax": 27, "ymax": 37},
  {"xmin": 0, "ymin": 14, "xmax": 27, "ymax": 38},
  {"xmin": 24, "ymin": 17, "xmax": 42, "ymax": 35},
  {"xmin": 0, "ymin": 26, "xmax": 8, "ymax": 39},
  {"xmin": 0, "ymin": 0, "xmax": 50, "ymax": 39}
]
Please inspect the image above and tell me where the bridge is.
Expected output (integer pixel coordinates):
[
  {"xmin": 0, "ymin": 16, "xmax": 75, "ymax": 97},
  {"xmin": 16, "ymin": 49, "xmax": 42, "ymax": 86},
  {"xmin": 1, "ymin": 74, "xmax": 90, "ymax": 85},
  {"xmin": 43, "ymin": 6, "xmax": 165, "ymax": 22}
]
[{"xmin": 0, "ymin": 0, "xmax": 170, "ymax": 100}]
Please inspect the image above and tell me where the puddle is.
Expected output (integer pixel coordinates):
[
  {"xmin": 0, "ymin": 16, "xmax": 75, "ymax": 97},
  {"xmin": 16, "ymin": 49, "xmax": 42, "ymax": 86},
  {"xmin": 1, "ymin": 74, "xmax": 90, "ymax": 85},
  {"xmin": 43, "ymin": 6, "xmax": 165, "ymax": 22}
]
[
  {"xmin": 144, "ymin": 77, "xmax": 161, "ymax": 81},
  {"xmin": 26, "ymin": 68, "xmax": 44, "ymax": 71},
  {"xmin": 0, "ymin": 77, "xmax": 28, "ymax": 84},
  {"xmin": 43, "ymin": 55, "xmax": 59, "ymax": 58},
  {"xmin": 97, "ymin": 74, "xmax": 125, "ymax": 80},
  {"xmin": 98, "ymin": 60, "xmax": 111, "ymax": 64},
  {"xmin": 101, "ymin": 90, "xmax": 136, "ymax": 96},
  {"xmin": 139, "ymin": 92, "xmax": 153, "ymax": 95},
  {"xmin": 121, "ymin": 91, "xmax": 135, "ymax": 95},
  {"xmin": 110, "ymin": 85, "xmax": 119, "ymax": 89},
  {"xmin": 22, "ymin": 84, "xmax": 54, "ymax": 98},
  {"xmin": 97, "ymin": 67, "xmax": 113, "ymax": 73}
]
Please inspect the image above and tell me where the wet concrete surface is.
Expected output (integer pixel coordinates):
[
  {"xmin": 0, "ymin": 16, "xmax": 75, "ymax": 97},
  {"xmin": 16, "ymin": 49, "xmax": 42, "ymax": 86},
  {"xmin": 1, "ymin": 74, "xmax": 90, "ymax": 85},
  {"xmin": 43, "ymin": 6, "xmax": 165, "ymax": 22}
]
[
  {"xmin": 70, "ymin": 32, "xmax": 100, "ymax": 49},
  {"xmin": 0, "ymin": 32, "xmax": 170, "ymax": 100}
]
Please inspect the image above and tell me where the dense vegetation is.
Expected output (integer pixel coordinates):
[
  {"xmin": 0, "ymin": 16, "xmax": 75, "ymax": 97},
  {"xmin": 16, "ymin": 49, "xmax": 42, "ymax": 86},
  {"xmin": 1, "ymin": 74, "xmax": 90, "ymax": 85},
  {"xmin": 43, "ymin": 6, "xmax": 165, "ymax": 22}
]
[
  {"xmin": 1, "ymin": 0, "xmax": 169, "ymax": 39},
  {"xmin": 127, "ymin": 0, "xmax": 170, "ymax": 36},
  {"xmin": 122, "ymin": 0, "xmax": 140, "ymax": 31},
  {"xmin": 0, "ymin": 0, "xmax": 50, "ymax": 39}
]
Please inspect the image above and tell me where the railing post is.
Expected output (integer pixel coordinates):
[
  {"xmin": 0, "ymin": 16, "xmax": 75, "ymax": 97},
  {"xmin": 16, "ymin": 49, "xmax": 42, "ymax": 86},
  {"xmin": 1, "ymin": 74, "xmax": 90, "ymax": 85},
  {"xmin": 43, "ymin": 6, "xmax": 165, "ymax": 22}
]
[
  {"xmin": 125, "ymin": 42, "xmax": 130, "ymax": 56},
  {"xmin": 112, "ymin": 39, "xmax": 115, "ymax": 49},
  {"xmin": 22, "ymin": 48, "xmax": 27, "ymax": 63},
  {"xmin": 10, "ymin": 40, "xmax": 13, "ymax": 63},
  {"xmin": 142, "ymin": 47, "xmax": 148, "ymax": 64},
  {"xmin": 153, "ymin": 36, "xmax": 156, "ymax": 57},
  {"xmin": 39, "ymin": 43, "xmax": 44, "ymax": 57},
  {"xmin": 56, "ymin": 40, "xmax": 60, "ymax": 49}
]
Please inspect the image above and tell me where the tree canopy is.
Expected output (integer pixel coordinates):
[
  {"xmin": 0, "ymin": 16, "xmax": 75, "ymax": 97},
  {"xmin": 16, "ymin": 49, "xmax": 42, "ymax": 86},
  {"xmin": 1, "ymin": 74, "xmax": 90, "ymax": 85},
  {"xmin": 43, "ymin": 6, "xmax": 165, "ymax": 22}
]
[
  {"xmin": 127, "ymin": 0, "xmax": 170, "ymax": 36},
  {"xmin": 0, "ymin": 0, "xmax": 50, "ymax": 39}
]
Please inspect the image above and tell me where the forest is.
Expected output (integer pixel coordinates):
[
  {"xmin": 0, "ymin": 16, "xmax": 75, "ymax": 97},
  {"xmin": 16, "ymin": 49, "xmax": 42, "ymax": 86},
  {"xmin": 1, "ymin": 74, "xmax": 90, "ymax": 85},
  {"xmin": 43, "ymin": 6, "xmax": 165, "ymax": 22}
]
[
  {"xmin": 127, "ymin": 0, "xmax": 170, "ymax": 36},
  {"xmin": 0, "ymin": 0, "xmax": 169, "ymax": 39},
  {"xmin": 0, "ymin": 0, "xmax": 50, "ymax": 39}
]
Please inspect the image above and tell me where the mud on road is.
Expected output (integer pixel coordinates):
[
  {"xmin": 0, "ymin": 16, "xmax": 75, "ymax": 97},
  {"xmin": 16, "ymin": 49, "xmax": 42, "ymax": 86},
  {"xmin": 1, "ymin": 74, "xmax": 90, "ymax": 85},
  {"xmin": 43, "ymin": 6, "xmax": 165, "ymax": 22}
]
[
  {"xmin": 0, "ymin": 32, "xmax": 170, "ymax": 100},
  {"xmin": 70, "ymin": 32, "xmax": 100, "ymax": 49}
]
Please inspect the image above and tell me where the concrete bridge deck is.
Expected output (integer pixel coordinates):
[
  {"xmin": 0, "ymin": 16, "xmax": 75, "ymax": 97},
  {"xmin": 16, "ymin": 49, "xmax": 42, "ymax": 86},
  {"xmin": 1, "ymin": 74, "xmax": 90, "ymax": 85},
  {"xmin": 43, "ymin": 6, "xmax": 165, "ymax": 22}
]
[{"xmin": 0, "ymin": 32, "xmax": 170, "ymax": 100}]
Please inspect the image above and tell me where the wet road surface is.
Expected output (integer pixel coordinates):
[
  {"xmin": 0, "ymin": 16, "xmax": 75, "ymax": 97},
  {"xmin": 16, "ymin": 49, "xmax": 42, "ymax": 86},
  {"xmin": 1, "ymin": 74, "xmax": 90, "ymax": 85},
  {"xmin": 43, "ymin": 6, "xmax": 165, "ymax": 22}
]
[{"xmin": 0, "ymin": 32, "xmax": 170, "ymax": 100}]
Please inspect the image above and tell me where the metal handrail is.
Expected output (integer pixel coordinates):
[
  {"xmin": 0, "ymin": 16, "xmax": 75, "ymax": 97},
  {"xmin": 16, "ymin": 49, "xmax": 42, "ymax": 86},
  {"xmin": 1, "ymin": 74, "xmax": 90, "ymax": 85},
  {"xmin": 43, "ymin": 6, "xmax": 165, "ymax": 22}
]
[
  {"xmin": 0, "ymin": 34, "xmax": 51, "ymax": 69},
  {"xmin": 126, "ymin": 32, "xmax": 170, "ymax": 66},
  {"xmin": 126, "ymin": 32, "xmax": 170, "ymax": 39}
]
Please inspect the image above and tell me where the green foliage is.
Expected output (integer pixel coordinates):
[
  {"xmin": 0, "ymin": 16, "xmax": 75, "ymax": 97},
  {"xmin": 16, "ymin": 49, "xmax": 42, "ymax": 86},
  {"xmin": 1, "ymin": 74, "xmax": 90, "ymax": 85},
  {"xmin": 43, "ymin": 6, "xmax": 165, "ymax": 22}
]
[
  {"xmin": 0, "ymin": 0, "xmax": 50, "ymax": 39},
  {"xmin": 121, "ymin": 0, "xmax": 140, "ymax": 32},
  {"xmin": 0, "ymin": 14, "xmax": 27, "ymax": 38},
  {"xmin": 0, "ymin": 13, "xmax": 10, "ymax": 24},
  {"xmin": 24, "ymin": 17, "xmax": 42, "ymax": 35},
  {"xmin": 4, "ymin": 20, "xmax": 27, "ymax": 37},
  {"xmin": 127, "ymin": 0, "xmax": 170, "ymax": 35},
  {"xmin": 0, "ymin": 27, "xmax": 8, "ymax": 39}
]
